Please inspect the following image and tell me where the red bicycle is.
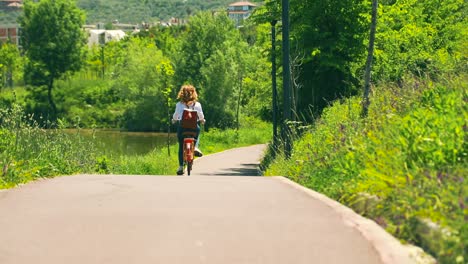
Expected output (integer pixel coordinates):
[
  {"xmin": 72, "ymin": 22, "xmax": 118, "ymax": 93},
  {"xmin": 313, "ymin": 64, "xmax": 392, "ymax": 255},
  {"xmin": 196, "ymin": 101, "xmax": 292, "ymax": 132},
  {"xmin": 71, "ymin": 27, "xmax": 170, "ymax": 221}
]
[
  {"xmin": 177, "ymin": 109, "xmax": 204, "ymax": 176},
  {"xmin": 182, "ymin": 132, "xmax": 196, "ymax": 176}
]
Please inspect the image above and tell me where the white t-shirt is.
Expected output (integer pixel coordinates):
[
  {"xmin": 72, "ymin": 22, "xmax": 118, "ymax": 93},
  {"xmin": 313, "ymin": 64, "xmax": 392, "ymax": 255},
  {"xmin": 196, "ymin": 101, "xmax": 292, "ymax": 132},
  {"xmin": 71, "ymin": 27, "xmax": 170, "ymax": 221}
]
[{"xmin": 172, "ymin": 101, "xmax": 205, "ymax": 122}]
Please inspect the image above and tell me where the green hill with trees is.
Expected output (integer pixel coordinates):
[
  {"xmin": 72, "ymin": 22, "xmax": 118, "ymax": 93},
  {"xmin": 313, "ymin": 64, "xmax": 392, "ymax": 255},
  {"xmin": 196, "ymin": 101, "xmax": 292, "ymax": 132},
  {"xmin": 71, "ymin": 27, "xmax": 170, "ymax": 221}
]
[
  {"xmin": 77, "ymin": 0, "xmax": 262, "ymax": 24},
  {"xmin": 0, "ymin": 0, "xmax": 263, "ymax": 24}
]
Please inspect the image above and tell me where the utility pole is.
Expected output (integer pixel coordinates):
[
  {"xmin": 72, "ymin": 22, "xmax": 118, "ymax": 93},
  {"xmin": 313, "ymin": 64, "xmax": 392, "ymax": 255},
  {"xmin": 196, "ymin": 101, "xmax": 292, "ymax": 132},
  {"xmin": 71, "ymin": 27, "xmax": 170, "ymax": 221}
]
[
  {"xmin": 271, "ymin": 19, "xmax": 278, "ymax": 149},
  {"xmin": 282, "ymin": 0, "xmax": 292, "ymax": 157}
]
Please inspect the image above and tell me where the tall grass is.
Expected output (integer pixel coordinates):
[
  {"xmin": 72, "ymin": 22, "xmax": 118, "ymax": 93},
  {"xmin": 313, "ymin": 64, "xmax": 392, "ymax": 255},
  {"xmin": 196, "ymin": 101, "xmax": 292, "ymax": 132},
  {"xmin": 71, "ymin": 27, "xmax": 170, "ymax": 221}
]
[
  {"xmin": 264, "ymin": 76, "xmax": 467, "ymax": 263},
  {"xmin": 0, "ymin": 104, "xmax": 98, "ymax": 188}
]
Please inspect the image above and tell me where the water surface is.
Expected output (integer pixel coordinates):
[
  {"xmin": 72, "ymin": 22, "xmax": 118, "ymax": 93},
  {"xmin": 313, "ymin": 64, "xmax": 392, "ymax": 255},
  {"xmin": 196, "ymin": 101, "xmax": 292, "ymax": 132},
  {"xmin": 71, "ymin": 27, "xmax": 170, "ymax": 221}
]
[{"xmin": 64, "ymin": 129, "xmax": 177, "ymax": 156}]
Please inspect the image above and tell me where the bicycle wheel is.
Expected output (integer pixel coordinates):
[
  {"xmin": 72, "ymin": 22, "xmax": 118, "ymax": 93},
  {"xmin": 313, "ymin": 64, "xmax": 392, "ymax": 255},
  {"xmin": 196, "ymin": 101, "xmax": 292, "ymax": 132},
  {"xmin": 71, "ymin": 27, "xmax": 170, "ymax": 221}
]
[
  {"xmin": 183, "ymin": 138, "xmax": 194, "ymax": 176},
  {"xmin": 187, "ymin": 161, "xmax": 192, "ymax": 176}
]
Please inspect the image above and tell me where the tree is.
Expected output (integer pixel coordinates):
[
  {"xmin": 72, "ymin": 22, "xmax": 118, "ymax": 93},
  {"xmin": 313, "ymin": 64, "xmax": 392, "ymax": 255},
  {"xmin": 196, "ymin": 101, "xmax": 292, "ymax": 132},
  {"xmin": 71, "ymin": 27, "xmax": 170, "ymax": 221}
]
[
  {"xmin": 291, "ymin": 0, "xmax": 369, "ymax": 120},
  {"xmin": 19, "ymin": 0, "xmax": 86, "ymax": 117},
  {"xmin": 362, "ymin": 0, "xmax": 378, "ymax": 118},
  {"xmin": 108, "ymin": 37, "xmax": 169, "ymax": 131},
  {"xmin": 257, "ymin": 0, "xmax": 369, "ymax": 121},
  {"xmin": 0, "ymin": 42, "xmax": 20, "ymax": 89},
  {"xmin": 174, "ymin": 11, "xmax": 241, "ymax": 129},
  {"xmin": 175, "ymin": 11, "xmax": 236, "ymax": 90}
]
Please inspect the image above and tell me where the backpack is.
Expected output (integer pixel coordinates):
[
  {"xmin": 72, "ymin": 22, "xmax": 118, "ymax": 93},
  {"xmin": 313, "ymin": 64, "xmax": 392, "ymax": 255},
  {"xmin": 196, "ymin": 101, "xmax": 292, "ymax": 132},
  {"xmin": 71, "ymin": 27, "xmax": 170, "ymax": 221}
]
[{"xmin": 181, "ymin": 104, "xmax": 198, "ymax": 129}]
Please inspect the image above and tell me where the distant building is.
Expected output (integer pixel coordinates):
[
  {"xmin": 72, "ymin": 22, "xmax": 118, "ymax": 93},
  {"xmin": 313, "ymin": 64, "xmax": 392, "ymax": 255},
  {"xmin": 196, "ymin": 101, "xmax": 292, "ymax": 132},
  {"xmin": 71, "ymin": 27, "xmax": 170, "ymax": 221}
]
[
  {"xmin": 0, "ymin": 24, "xmax": 20, "ymax": 46},
  {"xmin": 0, "ymin": 0, "xmax": 23, "ymax": 11},
  {"xmin": 227, "ymin": 1, "xmax": 257, "ymax": 27},
  {"xmin": 88, "ymin": 29, "xmax": 126, "ymax": 47},
  {"xmin": 112, "ymin": 23, "xmax": 139, "ymax": 32},
  {"xmin": 168, "ymin": 17, "xmax": 186, "ymax": 26}
]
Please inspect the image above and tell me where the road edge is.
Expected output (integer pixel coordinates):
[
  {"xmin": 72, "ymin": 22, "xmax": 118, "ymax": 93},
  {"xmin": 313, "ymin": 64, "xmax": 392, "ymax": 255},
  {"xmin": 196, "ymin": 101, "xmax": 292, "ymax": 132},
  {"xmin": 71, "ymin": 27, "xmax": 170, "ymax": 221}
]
[{"xmin": 274, "ymin": 176, "xmax": 416, "ymax": 264}]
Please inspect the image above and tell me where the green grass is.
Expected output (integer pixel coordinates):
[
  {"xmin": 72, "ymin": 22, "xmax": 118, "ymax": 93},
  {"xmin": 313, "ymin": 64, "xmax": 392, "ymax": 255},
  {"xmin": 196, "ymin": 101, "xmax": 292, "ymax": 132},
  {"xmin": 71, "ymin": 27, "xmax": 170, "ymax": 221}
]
[
  {"xmin": 0, "ymin": 104, "xmax": 99, "ymax": 189},
  {"xmin": 263, "ymin": 75, "xmax": 467, "ymax": 264}
]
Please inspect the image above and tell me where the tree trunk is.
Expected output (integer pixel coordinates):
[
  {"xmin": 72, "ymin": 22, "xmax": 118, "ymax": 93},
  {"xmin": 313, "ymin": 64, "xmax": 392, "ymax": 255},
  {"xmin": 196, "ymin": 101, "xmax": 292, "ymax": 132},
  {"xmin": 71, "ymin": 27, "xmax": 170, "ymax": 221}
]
[
  {"xmin": 167, "ymin": 97, "xmax": 171, "ymax": 157},
  {"xmin": 47, "ymin": 78, "xmax": 57, "ymax": 117},
  {"xmin": 362, "ymin": 0, "xmax": 378, "ymax": 118},
  {"xmin": 7, "ymin": 67, "xmax": 13, "ymax": 88}
]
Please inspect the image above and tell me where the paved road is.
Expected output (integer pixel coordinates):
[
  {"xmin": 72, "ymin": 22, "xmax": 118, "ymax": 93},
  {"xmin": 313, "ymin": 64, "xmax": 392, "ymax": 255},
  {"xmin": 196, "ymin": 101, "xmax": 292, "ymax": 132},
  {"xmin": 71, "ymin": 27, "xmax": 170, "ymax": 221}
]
[{"xmin": 0, "ymin": 144, "xmax": 413, "ymax": 264}]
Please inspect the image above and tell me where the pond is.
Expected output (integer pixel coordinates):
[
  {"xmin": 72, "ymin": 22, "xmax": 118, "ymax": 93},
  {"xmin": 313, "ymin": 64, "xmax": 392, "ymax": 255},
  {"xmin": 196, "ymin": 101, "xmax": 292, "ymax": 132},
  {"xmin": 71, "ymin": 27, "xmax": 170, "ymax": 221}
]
[{"xmin": 63, "ymin": 129, "xmax": 177, "ymax": 156}]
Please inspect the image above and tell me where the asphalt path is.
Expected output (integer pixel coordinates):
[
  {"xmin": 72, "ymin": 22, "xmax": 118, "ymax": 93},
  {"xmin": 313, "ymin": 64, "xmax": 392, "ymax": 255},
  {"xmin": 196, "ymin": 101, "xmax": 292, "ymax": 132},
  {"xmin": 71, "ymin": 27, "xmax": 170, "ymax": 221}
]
[{"xmin": 0, "ymin": 144, "xmax": 413, "ymax": 264}]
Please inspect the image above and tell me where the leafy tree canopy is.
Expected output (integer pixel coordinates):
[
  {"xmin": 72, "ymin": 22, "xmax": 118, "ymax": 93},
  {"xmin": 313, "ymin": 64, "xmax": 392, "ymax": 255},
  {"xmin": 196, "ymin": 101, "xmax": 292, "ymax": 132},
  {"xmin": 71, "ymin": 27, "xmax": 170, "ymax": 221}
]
[{"xmin": 19, "ymin": 0, "xmax": 86, "ymax": 114}]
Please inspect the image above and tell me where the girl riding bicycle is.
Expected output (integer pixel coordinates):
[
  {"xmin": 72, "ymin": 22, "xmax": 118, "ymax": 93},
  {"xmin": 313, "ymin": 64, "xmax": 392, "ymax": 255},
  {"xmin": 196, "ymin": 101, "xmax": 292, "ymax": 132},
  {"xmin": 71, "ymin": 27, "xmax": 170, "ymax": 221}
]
[{"xmin": 172, "ymin": 84, "xmax": 205, "ymax": 175}]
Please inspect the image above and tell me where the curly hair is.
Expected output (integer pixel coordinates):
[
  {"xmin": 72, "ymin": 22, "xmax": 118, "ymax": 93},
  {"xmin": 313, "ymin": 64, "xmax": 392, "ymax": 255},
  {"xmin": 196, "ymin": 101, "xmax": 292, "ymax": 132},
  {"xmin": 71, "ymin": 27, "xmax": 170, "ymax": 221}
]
[{"xmin": 177, "ymin": 84, "xmax": 198, "ymax": 104}]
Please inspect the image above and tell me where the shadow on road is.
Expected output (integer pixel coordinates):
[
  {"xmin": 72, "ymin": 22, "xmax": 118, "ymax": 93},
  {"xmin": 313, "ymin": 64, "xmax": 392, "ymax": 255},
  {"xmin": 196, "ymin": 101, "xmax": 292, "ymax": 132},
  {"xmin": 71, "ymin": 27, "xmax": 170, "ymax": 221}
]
[{"xmin": 198, "ymin": 163, "xmax": 262, "ymax": 176}]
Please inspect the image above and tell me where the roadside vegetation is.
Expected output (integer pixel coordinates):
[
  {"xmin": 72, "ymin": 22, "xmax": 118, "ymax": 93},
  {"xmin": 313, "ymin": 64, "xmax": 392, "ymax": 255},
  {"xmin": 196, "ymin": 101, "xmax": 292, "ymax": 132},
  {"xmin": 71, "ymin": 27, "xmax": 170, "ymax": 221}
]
[
  {"xmin": 264, "ymin": 75, "xmax": 467, "ymax": 263},
  {"xmin": 0, "ymin": 108, "xmax": 270, "ymax": 188},
  {"xmin": 257, "ymin": 0, "xmax": 467, "ymax": 263},
  {"xmin": 0, "ymin": 104, "xmax": 98, "ymax": 189}
]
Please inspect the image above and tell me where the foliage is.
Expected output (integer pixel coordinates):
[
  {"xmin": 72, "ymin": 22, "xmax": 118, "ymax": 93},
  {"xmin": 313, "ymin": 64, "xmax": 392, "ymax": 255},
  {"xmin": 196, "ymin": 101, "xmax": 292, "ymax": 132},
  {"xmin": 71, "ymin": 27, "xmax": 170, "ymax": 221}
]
[
  {"xmin": 255, "ymin": 0, "xmax": 467, "ymax": 121},
  {"xmin": 255, "ymin": 0, "xmax": 370, "ymax": 120},
  {"xmin": 264, "ymin": 76, "xmax": 467, "ymax": 263},
  {"xmin": 2, "ymin": 4, "xmax": 272, "ymax": 132},
  {"xmin": 175, "ymin": 11, "xmax": 236, "ymax": 88},
  {"xmin": 0, "ymin": 104, "xmax": 98, "ymax": 189},
  {"xmin": 175, "ymin": 11, "xmax": 271, "ymax": 129},
  {"xmin": 19, "ymin": 0, "xmax": 87, "ymax": 115},
  {"xmin": 143, "ymin": 25, "xmax": 184, "ymax": 57},
  {"xmin": 0, "ymin": 42, "xmax": 21, "ymax": 89},
  {"xmin": 2, "ymin": 15, "xmax": 271, "ymax": 131},
  {"xmin": 0, "ymin": 86, "xmax": 27, "ymax": 109},
  {"xmin": 106, "ymin": 37, "xmax": 171, "ymax": 131},
  {"xmin": 20, "ymin": 36, "xmax": 176, "ymax": 131},
  {"xmin": 53, "ymin": 78, "xmax": 122, "ymax": 128},
  {"xmin": 373, "ymin": 0, "xmax": 467, "ymax": 83}
]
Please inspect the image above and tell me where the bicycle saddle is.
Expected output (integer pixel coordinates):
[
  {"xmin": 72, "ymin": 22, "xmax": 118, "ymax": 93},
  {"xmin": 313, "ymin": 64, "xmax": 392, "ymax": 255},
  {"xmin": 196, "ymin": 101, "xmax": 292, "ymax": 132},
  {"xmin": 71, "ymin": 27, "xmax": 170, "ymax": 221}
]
[{"xmin": 182, "ymin": 131, "xmax": 197, "ymax": 137}]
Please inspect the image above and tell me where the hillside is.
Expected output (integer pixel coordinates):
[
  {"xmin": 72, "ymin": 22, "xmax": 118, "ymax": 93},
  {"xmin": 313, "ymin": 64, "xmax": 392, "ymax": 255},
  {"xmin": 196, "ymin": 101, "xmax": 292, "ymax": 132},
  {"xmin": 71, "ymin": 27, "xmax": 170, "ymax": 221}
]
[
  {"xmin": 78, "ymin": 0, "xmax": 262, "ymax": 24},
  {"xmin": 0, "ymin": 0, "xmax": 263, "ymax": 25}
]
